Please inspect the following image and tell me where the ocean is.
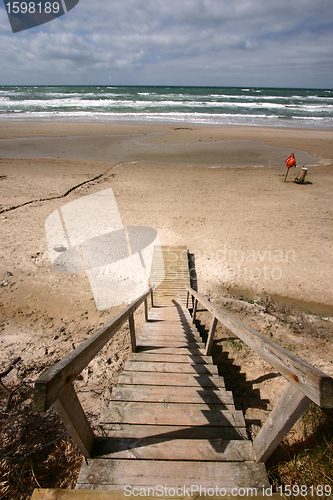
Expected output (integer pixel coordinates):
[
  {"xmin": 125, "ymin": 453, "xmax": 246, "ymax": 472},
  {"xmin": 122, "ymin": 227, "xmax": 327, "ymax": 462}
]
[{"xmin": 0, "ymin": 85, "xmax": 332, "ymax": 129}]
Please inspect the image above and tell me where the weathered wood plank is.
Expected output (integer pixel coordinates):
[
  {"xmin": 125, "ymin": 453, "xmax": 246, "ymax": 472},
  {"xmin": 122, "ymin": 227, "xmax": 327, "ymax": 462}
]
[
  {"xmin": 137, "ymin": 336, "xmax": 203, "ymax": 345},
  {"xmin": 128, "ymin": 352, "xmax": 213, "ymax": 364},
  {"xmin": 100, "ymin": 407, "xmax": 245, "ymax": 427},
  {"xmin": 107, "ymin": 401, "xmax": 236, "ymax": 411},
  {"xmin": 110, "ymin": 386, "xmax": 234, "ymax": 405},
  {"xmin": 153, "ymin": 277, "xmax": 189, "ymax": 281},
  {"xmin": 128, "ymin": 313, "xmax": 136, "ymax": 353},
  {"xmin": 142, "ymin": 324, "xmax": 196, "ymax": 329},
  {"xmin": 146, "ymin": 316, "xmax": 191, "ymax": 321},
  {"xmin": 31, "ymin": 489, "xmax": 285, "ymax": 498},
  {"xmin": 186, "ymin": 286, "xmax": 333, "ymax": 408},
  {"xmin": 117, "ymin": 372, "xmax": 225, "ymax": 388},
  {"xmin": 136, "ymin": 346, "xmax": 206, "ymax": 355},
  {"xmin": 92, "ymin": 437, "xmax": 254, "ymax": 461},
  {"xmin": 143, "ymin": 319, "xmax": 196, "ymax": 325},
  {"xmin": 101, "ymin": 424, "xmax": 246, "ymax": 440},
  {"xmin": 146, "ymin": 322, "xmax": 194, "ymax": 328},
  {"xmin": 149, "ymin": 305, "xmax": 189, "ymax": 310},
  {"xmin": 205, "ymin": 316, "xmax": 218, "ymax": 356},
  {"xmin": 192, "ymin": 298, "xmax": 198, "ymax": 323},
  {"xmin": 53, "ymin": 383, "xmax": 95, "ymax": 458},
  {"xmin": 153, "ymin": 285, "xmax": 188, "ymax": 289},
  {"xmin": 253, "ymin": 382, "xmax": 311, "ymax": 462},
  {"xmin": 77, "ymin": 459, "xmax": 270, "ymax": 489},
  {"xmin": 144, "ymin": 298, "xmax": 148, "ymax": 322},
  {"xmin": 137, "ymin": 333, "xmax": 202, "ymax": 341},
  {"xmin": 141, "ymin": 321, "xmax": 197, "ymax": 327},
  {"xmin": 140, "ymin": 329, "xmax": 199, "ymax": 336},
  {"xmin": 137, "ymin": 340, "xmax": 205, "ymax": 348},
  {"xmin": 141, "ymin": 328, "xmax": 197, "ymax": 334},
  {"xmin": 148, "ymin": 309, "xmax": 182, "ymax": 314},
  {"xmin": 123, "ymin": 360, "xmax": 218, "ymax": 374},
  {"xmin": 136, "ymin": 336, "xmax": 203, "ymax": 345},
  {"xmin": 153, "ymin": 287, "xmax": 188, "ymax": 290}
]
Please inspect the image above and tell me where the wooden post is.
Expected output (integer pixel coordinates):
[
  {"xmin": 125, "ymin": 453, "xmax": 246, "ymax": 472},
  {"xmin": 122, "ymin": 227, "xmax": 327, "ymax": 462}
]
[
  {"xmin": 129, "ymin": 312, "xmax": 136, "ymax": 352},
  {"xmin": 150, "ymin": 289, "xmax": 154, "ymax": 308},
  {"xmin": 186, "ymin": 290, "xmax": 190, "ymax": 309},
  {"xmin": 284, "ymin": 167, "xmax": 290, "ymax": 182},
  {"xmin": 192, "ymin": 298, "xmax": 198, "ymax": 324},
  {"xmin": 253, "ymin": 382, "xmax": 311, "ymax": 463},
  {"xmin": 53, "ymin": 383, "xmax": 95, "ymax": 458},
  {"xmin": 205, "ymin": 316, "xmax": 218, "ymax": 356},
  {"xmin": 295, "ymin": 167, "xmax": 308, "ymax": 184},
  {"xmin": 144, "ymin": 298, "xmax": 148, "ymax": 322}
]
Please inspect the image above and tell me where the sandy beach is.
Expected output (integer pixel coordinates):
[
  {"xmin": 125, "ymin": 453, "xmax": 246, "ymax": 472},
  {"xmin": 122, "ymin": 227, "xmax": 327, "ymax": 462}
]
[
  {"xmin": 1, "ymin": 120, "xmax": 333, "ymax": 428},
  {"xmin": 1, "ymin": 121, "xmax": 332, "ymax": 306}
]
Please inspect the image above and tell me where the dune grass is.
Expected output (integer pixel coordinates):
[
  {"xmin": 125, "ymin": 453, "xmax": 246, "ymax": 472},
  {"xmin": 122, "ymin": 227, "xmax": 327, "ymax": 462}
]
[
  {"xmin": 267, "ymin": 404, "xmax": 333, "ymax": 496},
  {"xmin": 0, "ymin": 384, "xmax": 82, "ymax": 500}
]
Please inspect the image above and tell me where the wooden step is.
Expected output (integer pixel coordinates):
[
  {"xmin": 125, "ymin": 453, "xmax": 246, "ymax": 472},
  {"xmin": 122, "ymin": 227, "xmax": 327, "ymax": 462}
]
[
  {"xmin": 91, "ymin": 437, "xmax": 254, "ymax": 461},
  {"xmin": 106, "ymin": 401, "xmax": 237, "ymax": 411},
  {"xmin": 141, "ymin": 328, "xmax": 199, "ymax": 336},
  {"xmin": 32, "ymin": 490, "xmax": 283, "ymax": 498},
  {"xmin": 136, "ymin": 346, "xmax": 206, "ymax": 355},
  {"xmin": 139, "ymin": 327, "xmax": 200, "ymax": 335},
  {"xmin": 142, "ymin": 320, "xmax": 195, "ymax": 326},
  {"xmin": 149, "ymin": 307, "xmax": 190, "ymax": 313},
  {"xmin": 137, "ymin": 340, "xmax": 205, "ymax": 348},
  {"xmin": 76, "ymin": 459, "xmax": 269, "ymax": 489},
  {"xmin": 117, "ymin": 372, "xmax": 225, "ymax": 388},
  {"xmin": 110, "ymin": 386, "xmax": 234, "ymax": 405},
  {"xmin": 137, "ymin": 333, "xmax": 202, "ymax": 342},
  {"xmin": 100, "ymin": 424, "xmax": 247, "ymax": 440},
  {"xmin": 127, "ymin": 352, "xmax": 213, "ymax": 364},
  {"xmin": 143, "ymin": 320, "xmax": 197, "ymax": 327},
  {"xmin": 100, "ymin": 407, "xmax": 246, "ymax": 427},
  {"xmin": 123, "ymin": 360, "xmax": 218, "ymax": 374}
]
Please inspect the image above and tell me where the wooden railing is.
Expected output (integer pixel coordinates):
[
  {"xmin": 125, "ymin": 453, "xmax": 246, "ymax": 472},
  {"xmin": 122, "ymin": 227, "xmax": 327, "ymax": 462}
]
[
  {"xmin": 185, "ymin": 285, "xmax": 333, "ymax": 463},
  {"xmin": 32, "ymin": 281, "xmax": 333, "ymax": 465},
  {"xmin": 33, "ymin": 288, "xmax": 154, "ymax": 458}
]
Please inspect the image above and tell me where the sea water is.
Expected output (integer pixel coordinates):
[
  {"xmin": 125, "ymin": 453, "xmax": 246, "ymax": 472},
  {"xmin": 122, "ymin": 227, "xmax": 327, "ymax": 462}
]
[{"xmin": 0, "ymin": 85, "xmax": 332, "ymax": 129}]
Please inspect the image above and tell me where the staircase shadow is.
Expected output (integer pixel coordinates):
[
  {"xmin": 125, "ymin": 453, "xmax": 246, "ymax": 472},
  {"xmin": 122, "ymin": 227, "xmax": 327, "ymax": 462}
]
[
  {"xmin": 188, "ymin": 251, "xmax": 198, "ymax": 292},
  {"xmin": 192, "ymin": 315, "xmax": 271, "ymax": 416}
]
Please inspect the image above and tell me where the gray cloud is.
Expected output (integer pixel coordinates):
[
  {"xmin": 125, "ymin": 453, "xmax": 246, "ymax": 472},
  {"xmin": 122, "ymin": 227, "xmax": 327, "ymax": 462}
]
[{"xmin": 0, "ymin": 0, "xmax": 332, "ymax": 86}]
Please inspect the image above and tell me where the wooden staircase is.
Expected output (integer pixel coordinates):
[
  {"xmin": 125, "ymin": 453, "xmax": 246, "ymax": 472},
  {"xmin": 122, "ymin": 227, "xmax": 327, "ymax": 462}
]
[
  {"xmin": 32, "ymin": 246, "xmax": 333, "ymax": 498},
  {"xmin": 150, "ymin": 245, "xmax": 191, "ymax": 306},
  {"xmin": 75, "ymin": 247, "xmax": 269, "ymax": 491}
]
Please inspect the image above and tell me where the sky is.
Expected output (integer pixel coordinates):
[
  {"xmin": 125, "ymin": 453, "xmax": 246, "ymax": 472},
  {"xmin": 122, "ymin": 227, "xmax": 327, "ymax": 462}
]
[{"xmin": 0, "ymin": 0, "xmax": 332, "ymax": 88}]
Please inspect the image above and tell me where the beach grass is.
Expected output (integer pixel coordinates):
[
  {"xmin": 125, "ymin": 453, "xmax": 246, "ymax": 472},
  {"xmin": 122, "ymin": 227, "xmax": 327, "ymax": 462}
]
[{"xmin": 0, "ymin": 385, "xmax": 82, "ymax": 500}]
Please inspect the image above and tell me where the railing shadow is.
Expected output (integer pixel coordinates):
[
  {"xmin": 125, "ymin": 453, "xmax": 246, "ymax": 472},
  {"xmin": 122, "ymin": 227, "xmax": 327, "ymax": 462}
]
[
  {"xmin": 187, "ymin": 251, "xmax": 197, "ymax": 309},
  {"xmin": 193, "ymin": 315, "xmax": 271, "ymax": 415}
]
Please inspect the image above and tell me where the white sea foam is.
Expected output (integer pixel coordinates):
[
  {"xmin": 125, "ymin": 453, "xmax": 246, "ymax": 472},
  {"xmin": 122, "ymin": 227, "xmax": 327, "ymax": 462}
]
[{"xmin": 0, "ymin": 85, "xmax": 332, "ymax": 129}]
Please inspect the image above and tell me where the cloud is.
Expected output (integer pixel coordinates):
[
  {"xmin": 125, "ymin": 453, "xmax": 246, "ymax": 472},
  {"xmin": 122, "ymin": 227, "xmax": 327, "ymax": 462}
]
[{"xmin": 0, "ymin": 0, "xmax": 332, "ymax": 86}]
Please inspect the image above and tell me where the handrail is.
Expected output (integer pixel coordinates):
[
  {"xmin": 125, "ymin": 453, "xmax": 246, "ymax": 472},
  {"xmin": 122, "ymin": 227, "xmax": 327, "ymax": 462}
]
[
  {"xmin": 185, "ymin": 285, "xmax": 333, "ymax": 408},
  {"xmin": 185, "ymin": 285, "xmax": 333, "ymax": 462},
  {"xmin": 33, "ymin": 288, "xmax": 153, "ymax": 457}
]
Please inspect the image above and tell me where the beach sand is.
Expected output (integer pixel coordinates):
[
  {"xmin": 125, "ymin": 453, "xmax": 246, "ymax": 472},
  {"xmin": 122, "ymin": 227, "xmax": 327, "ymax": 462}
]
[
  {"xmin": 1, "ymin": 120, "xmax": 333, "ymax": 427},
  {"xmin": 1, "ymin": 121, "xmax": 332, "ymax": 304}
]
